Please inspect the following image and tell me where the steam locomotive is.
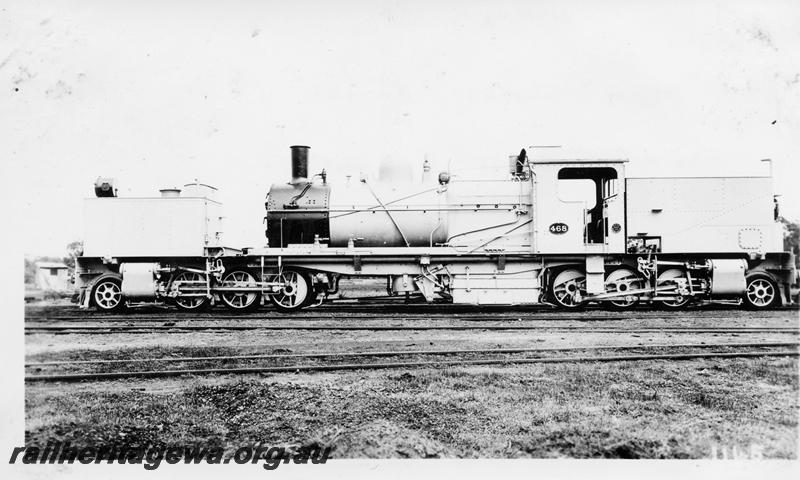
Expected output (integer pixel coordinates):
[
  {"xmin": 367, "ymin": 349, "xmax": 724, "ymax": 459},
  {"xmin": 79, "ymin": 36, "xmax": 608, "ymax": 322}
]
[{"xmin": 74, "ymin": 145, "xmax": 796, "ymax": 311}]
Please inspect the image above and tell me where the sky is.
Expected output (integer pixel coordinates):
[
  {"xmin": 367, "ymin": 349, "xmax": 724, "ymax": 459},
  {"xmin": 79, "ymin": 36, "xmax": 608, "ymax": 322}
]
[{"xmin": 2, "ymin": 0, "xmax": 799, "ymax": 257}]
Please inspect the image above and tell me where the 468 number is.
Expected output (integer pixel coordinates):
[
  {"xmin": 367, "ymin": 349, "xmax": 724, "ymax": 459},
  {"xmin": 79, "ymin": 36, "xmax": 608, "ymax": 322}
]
[{"xmin": 549, "ymin": 222, "xmax": 568, "ymax": 234}]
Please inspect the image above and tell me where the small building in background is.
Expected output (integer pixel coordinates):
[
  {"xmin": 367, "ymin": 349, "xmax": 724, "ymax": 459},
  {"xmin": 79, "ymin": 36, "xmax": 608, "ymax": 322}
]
[{"xmin": 35, "ymin": 261, "xmax": 71, "ymax": 293}]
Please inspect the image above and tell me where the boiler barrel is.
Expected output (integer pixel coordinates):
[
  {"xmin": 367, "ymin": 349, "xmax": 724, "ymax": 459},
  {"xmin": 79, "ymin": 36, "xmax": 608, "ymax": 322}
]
[
  {"xmin": 265, "ymin": 181, "xmax": 449, "ymax": 248},
  {"xmin": 327, "ymin": 183, "xmax": 448, "ymax": 247}
]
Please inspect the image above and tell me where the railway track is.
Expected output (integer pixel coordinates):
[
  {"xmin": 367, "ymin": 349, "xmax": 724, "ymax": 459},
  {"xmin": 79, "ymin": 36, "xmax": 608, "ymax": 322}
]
[
  {"xmin": 26, "ymin": 314, "xmax": 630, "ymax": 323},
  {"xmin": 24, "ymin": 324, "xmax": 800, "ymax": 334},
  {"xmin": 25, "ymin": 341, "xmax": 799, "ymax": 382},
  {"xmin": 25, "ymin": 341, "xmax": 800, "ymax": 367},
  {"xmin": 24, "ymin": 308, "xmax": 800, "ymax": 322},
  {"xmin": 23, "ymin": 317, "xmax": 720, "ymax": 329},
  {"xmin": 24, "ymin": 303, "xmax": 800, "ymax": 316}
]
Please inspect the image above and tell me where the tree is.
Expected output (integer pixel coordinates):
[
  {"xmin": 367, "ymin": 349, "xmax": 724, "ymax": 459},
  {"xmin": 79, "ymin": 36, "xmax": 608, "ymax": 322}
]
[
  {"xmin": 24, "ymin": 257, "xmax": 37, "ymax": 285},
  {"xmin": 779, "ymin": 217, "xmax": 800, "ymax": 268},
  {"xmin": 63, "ymin": 240, "xmax": 84, "ymax": 271}
]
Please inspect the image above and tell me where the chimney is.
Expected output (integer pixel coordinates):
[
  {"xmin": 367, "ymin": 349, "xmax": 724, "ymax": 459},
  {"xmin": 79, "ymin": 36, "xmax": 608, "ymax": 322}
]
[{"xmin": 290, "ymin": 145, "xmax": 310, "ymax": 184}]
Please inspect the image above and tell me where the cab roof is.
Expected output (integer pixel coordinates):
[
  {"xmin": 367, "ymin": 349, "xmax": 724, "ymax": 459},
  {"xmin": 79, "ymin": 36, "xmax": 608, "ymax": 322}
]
[{"xmin": 530, "ymin": 159, "xmax": 629, "ymax": 165}]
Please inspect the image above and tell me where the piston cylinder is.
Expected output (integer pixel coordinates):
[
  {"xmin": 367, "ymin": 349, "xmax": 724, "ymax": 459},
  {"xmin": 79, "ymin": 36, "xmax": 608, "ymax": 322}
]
[
  {"xmin": 710, "ymin": 259, "xmax": 747, "ymax": 295},
  {"xmin": 120, "ymin": 263, "xmax": 158, "ymax": 299}
]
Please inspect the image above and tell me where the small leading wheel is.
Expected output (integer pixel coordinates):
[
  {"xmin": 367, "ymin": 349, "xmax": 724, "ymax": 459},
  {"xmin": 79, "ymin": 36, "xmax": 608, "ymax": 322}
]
[
  {"xmin": 654, "ymin": 268, "xmax": 693, "ymax": 309},
  {"xmin": 171, "ymin": 271, "xmax": 210, "ymax": 311},
  {"xmin": 550, "ymin": 269, "xmax": 586, "ymax": 309},
  {"xmin": 219, "ymin": 270, "xmax": 262, "ymax": 312},
  {"xmin": 269, "ymin": 270, "xmax": 314, "ymax": 312},
  {"xmin": 604, "ymin": 267, "xmax": 644, "ymax": 309},
  {"xmin": 91, "ymin": 276, "xmax": 125, "ymax": 312},
  {"xmin": 743, "ymin": 273, "xmax": 780, "ymax": 309}
]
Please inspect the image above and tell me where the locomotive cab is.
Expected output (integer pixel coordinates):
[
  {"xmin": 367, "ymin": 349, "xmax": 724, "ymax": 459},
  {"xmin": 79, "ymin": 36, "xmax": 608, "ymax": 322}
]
[{"xmin": 531, "ymin": 160, "xmax": 627, "ymax": 254}]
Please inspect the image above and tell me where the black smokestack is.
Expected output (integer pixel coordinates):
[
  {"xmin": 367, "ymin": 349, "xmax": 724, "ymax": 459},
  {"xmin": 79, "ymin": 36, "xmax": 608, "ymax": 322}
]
[{"xmin": 290, "ymin": 145, "xmax": 310, "ymax": 183}]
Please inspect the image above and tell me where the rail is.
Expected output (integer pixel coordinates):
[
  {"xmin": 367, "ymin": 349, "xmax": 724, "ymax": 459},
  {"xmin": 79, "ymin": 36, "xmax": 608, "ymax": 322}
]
[{"xmin": 25, "ymin": 344, "xmax": 799, "ymax": 382}]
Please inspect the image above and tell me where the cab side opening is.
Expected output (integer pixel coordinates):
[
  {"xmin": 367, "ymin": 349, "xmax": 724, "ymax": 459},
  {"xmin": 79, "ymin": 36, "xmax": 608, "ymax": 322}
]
[{"xmin": 557, "ymin": 167, "xmax": 618, "ymax": 244}]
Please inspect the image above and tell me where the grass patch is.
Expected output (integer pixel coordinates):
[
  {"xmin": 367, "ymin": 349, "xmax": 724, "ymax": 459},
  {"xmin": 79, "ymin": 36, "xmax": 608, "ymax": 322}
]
[{"xmin": 26, "ymin": 357, "xmax": 798, "ymax": 458}]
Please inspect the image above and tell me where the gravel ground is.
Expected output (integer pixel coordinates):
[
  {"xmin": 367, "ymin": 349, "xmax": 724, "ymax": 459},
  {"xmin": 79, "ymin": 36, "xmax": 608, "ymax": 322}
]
[{"xmin": 24, "ymin": 304, "xmax": 800, "ymax": 459}]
